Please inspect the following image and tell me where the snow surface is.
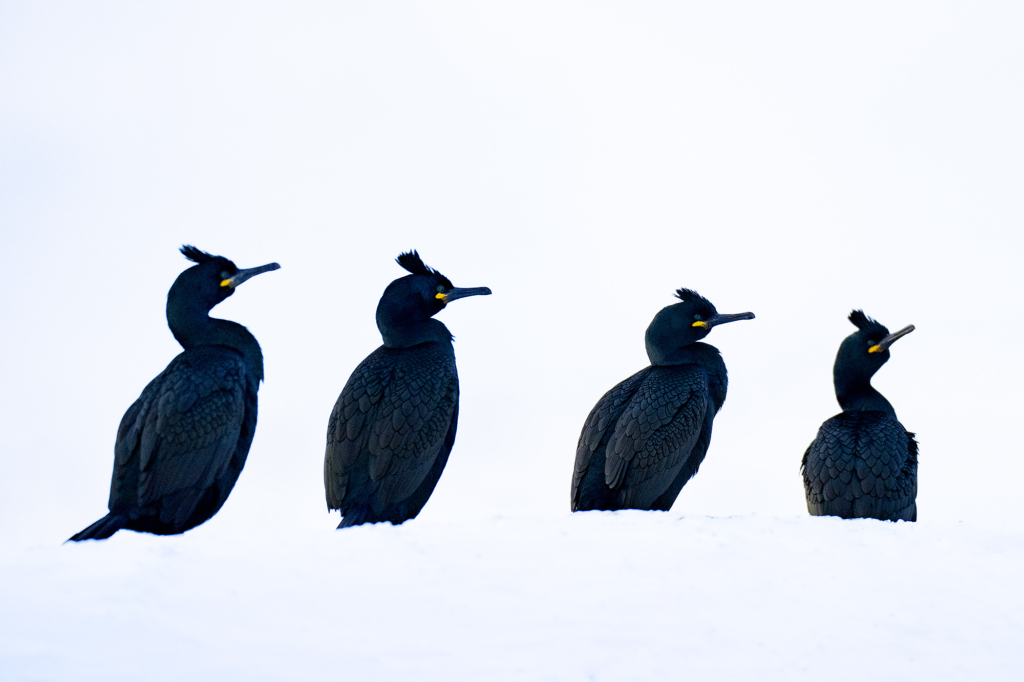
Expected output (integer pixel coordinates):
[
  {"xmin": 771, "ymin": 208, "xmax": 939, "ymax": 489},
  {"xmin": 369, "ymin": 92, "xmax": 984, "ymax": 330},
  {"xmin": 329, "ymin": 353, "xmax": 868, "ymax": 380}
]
[{"xmin": 3, "ymin": 513, "xmax": 1022, "ymax": 681}]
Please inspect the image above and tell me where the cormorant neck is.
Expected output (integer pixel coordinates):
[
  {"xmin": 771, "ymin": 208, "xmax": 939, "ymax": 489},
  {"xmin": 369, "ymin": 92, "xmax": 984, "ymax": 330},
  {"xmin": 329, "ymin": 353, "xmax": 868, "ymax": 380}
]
[
  {"xmin": 379, "ymin": 317, "xmax": 453, "ymax": 349},
  {"xmin": 647, "ymin": 340, "xmax": 720, "ymax": 367},
  {"xmin": 167, "ymin": 294, "xmax": 264, "ymax": 381},
  {"xmin": 834, "ymin": 372, "xmax": 895, "ymax": 416},
  {"xmin": 650, "ymin": 342, "xmax": 729, "ymax": 412}
]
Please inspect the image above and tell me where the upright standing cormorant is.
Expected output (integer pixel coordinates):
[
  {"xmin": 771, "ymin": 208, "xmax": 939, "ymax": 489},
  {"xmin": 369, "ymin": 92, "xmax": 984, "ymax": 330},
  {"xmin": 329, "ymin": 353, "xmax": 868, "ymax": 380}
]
[
  {"xmin": 324, "ymin": 251, "xmax": 491, "ymax": 528},
  {"xmin": 69, "ymin": 246, "xmax": 280, "ymax": 541},
  {"xmin": 801, "ymin": 310, "xmax": 917, "ymax": 522},
  {"xmin": 571, "ymin": 288, "xmax": 754, "ymax": 512}
]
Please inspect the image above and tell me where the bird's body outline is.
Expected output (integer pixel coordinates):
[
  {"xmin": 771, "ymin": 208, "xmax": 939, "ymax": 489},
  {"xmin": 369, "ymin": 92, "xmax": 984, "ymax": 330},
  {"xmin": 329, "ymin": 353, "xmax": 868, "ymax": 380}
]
[
  {"xmin": 69, "ymin": 246, "xmax": 279, "ymax": 541},
  {"xmin": 571, "ymin": 289, "xmax": 753, "ymax": 512},
  {"xmin": 801, "ymin": 310, "xmax": 918, "ymax": 522},
  {"xmin": 324, "ymin": 250, "xmax": 489, "ymax": 528}
]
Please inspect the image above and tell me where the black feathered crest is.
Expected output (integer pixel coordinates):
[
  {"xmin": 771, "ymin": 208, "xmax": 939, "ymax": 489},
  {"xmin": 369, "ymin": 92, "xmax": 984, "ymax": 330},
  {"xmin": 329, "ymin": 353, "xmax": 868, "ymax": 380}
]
[
  {"xmin": 848, "ymin": 310, "xmax": 889, "ymax": 336},
  {"xmin": 396, "ymin": 250, "xmax": 453, "ymax": 289},
  {"xmin": 675, "ymin": 288, "xmax": 706, "ymax": 304},
  {"xmin": 674, "ymin": 288, "xmax": 716, "ymax": 313},
  {"xmin": 181, "ymin": 245, "xmax": 217, "ymax": 264}
]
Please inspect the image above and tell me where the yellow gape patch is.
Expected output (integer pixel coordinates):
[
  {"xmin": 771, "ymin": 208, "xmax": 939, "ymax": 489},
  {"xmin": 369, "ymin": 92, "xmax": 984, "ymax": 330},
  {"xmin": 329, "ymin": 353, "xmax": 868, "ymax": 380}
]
[
  {"xmin": 868, "ymin": 345, "xmax": 882, "ymax": 353},
  {"xmin": 692, "ymin": 321, "xmax": 708, "ymax": 328},
  {"xmin": 220, "ymin": 279, "xmax": 233, "ymax": 288},
  {"xmin": 435, "ymin": 293, "xmax": 448, "ymax": 302}
]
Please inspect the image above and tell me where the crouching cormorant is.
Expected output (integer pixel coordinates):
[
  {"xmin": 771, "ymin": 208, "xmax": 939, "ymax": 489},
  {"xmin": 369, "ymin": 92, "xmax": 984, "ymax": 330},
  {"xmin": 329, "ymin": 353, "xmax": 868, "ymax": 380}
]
[
  {"xmin": 69, "ymin": 246, "xmax": 280, "ymax": 541},
  {"xmin": 325, "ymin": 251, "xmax": 491, "ymax": 528},
  {"xmin": 801, "ymin": 310, "xmax": 918, "ymax": 521},
  {"xmin": 571, "ymin": 288, "xmax": 754, "ymax": 511}
]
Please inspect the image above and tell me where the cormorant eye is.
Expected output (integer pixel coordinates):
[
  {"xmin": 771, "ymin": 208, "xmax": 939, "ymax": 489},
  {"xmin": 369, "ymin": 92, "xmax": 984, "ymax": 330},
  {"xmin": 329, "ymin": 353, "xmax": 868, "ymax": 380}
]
[
  {"xmin": 436, "ymin": 285, "xmax": 445, "ymax": 293},
  {"xmin": 693, "ymin": 314, "xmax": 703, "ymax": 321},
  {"xmin": 220, "ymin": 271, "xmax": 231, "ymax": 280}
]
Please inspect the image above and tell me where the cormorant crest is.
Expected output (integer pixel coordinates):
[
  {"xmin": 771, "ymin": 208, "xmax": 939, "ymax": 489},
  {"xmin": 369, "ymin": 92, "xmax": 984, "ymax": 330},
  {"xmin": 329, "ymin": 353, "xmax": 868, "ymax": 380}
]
[
  {"xmin": 848, "ymin": 309, "xmax": 888, "ymax": 335},
  {"xmin": 674, "ymin": 288, "xmax": 714, "ymax": 310},
  {"xmin": 181, "ymin": 245, "xmax": 217, "ymax": 264},
  {"xmin": 396, "ymin": 250, "xmax": 453, "ymax": 289}
]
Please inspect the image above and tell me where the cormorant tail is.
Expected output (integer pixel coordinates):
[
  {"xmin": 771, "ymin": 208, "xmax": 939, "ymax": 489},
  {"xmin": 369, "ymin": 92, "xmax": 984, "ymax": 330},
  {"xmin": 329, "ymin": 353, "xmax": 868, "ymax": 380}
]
[
  {"xmin": 336, "ymin": 509, "xmax": 397, "ymax": 529},
  {"xmin": 337, "ymin": 509, "xmax": 373, "ymax": 529},
  {"xmin": 68, "ymin": 513, "xmax": 128, "ymax": 542}
]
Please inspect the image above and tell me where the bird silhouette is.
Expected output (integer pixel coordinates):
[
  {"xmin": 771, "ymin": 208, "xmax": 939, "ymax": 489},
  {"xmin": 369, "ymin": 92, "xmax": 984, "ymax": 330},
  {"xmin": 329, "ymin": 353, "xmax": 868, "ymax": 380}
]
[
  {"xmin": 571, "ymin": 288, "xmax": 754, "ymax": 511},
  {"xmin": 802, "ymin": 310, "xmax": 917, "ymax": 521},
  {"xmin": 325, "ymin": 251, "xmax": 490, "ymax": 528},
  {"xmin": 69, "ymin": 246, "xmax": 279, "ymax": 541}
]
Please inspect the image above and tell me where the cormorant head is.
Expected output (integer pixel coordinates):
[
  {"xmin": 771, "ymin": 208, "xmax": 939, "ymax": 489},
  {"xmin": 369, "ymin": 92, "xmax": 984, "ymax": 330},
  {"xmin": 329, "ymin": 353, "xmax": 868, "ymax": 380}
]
[
  {"xmin": 836, "ymin": 310, "xmax": 915, "ymax": 377},
  {"xmin": 165, "ymin": 246, "xmax": 279, "ymax": 356},
  {"xmin": 645, "ymin": 288, "xmax": 755, "ymax": 365},
  {"xmin": 170, "ymin": 245, "xmax": 280, "ymax": 313},
  {"xmin": 376, "ymin": 250, "xmax": 492, "ymax": 347},
  {"xmin": 833, "ymin": 310, "xmax": 914, "ymax": 412}
]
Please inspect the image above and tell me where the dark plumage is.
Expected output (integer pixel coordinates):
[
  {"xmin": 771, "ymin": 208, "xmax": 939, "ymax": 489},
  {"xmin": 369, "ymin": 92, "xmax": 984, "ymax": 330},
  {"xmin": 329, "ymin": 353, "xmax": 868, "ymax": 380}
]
[
  {"xmin": 801, "ymin": 310, "xmax": 918, "ymax": 521},
  {"xmin": 571, "ymin": 288, "xmax": 754, "ymax": 511},
  {"xmin": 69, "ymin": 246, "xmax": 280, "ymax": 541},
  {"xmin": 325, "ymin": 251, "xmax": 491, "ymax": 528}
]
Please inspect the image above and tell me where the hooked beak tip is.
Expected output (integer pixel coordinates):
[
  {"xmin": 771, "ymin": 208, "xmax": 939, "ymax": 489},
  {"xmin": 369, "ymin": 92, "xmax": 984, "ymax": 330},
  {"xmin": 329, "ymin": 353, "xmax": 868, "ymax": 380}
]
[{"xmin": 875, "ymin": 324, "xmax": 915, "ymax": 352}]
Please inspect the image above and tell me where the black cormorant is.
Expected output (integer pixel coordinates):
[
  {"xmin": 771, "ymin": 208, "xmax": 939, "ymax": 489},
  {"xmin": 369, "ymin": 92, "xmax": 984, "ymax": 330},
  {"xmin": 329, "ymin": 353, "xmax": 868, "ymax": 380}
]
[
  {"xmin": 571, "ymin": 288, "xmax": 754, "ymax": 511},
  {"xmin": 801, "ymin": 310, "xmax": 917, "ymax": 522},
  {"xmin": 69, "ymin": 246, "xmax": 280, "ymax": 541},
  {"xmin": 324, "ymin": 251, "xmax": 491, "ymax": 528}
]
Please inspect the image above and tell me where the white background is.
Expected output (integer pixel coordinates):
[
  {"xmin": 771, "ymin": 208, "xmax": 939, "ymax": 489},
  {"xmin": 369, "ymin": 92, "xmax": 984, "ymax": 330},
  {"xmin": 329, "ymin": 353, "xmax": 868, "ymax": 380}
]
[{"xmin": 1, "ymin": 3, "xmax": 1022, "ymax": 679}]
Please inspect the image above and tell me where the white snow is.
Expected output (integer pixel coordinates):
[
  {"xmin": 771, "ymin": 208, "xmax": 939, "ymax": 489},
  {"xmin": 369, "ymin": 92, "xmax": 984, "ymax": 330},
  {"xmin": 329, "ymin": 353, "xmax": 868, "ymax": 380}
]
[{"xmin": 4, "ymin": 513, "xmax": 1022, "ymax": 681}]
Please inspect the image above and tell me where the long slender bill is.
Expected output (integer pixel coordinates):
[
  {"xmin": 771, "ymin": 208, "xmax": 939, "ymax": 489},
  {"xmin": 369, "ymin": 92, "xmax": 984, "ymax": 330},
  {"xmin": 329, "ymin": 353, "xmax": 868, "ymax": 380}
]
[
  {"xmin": 444, "ymin": 286, "xmax": 492, "ymax": 302},
  {"xmin": 706, "ymin": 311, "xmax": 755, "ymax": 328},
  {"xmin": 226, "ymin": 262, "xmax": 281, "ymax": 288}
]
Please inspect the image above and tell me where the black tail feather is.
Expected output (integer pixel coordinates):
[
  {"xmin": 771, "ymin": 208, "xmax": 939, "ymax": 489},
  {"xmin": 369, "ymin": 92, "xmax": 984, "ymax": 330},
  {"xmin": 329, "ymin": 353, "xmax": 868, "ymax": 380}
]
[
  {"xmin": 67, "ymin": 513, "xmax": 128, "ymax": 542},
  {"xmin": 336, "ymin": 508, "xmax": 398, "ymax": 530},
  {"xmin": 337, "ymin": 509, "xmax": 373, "ymax": 529}
]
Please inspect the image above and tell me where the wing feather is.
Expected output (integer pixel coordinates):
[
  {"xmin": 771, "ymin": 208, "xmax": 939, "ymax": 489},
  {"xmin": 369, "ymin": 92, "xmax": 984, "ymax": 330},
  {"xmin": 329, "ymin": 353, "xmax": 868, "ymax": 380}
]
[
  {"xmin": 325, "ymin": 348, "xmax": 395, "ymax": 508},
  {"xmin": 801, "ymin": 412, "xmax": 917, "ymax": 520},
  {"xmin": 571, "ymin": 368, "xmax": 651, "ymax": 507},
  {"xmin": 608, "ymin": 367, "xmax": 709, "ymax": 509},
  {"xmin": 109, "ymin": 348, "xmax": 250, "ymax": 528},
  {"xmin": 572, "ymin": 366, "xmax": 711, "ymax": 511},
  {"xmin": 325, "ymin": 344, "xmax": 458, "ymax": 516}
]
